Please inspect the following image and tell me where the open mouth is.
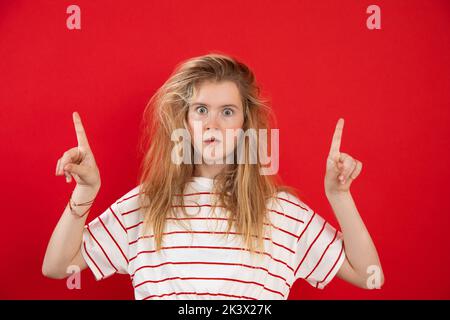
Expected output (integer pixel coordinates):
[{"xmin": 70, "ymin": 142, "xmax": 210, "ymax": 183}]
[{"xmin": 203, "ymin": 137, "xmax": 221, "ymax": 144}]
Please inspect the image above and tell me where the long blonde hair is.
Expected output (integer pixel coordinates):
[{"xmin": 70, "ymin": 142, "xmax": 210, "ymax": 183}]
[{"xmin": 136, "ymin": 52, "xmax": 297, "ymax": 256}]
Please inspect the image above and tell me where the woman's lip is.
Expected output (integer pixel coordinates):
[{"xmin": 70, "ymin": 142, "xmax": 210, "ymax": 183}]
[{"xmin": 203, "ymin": 140, "xmax": 221, "ymax": 143}]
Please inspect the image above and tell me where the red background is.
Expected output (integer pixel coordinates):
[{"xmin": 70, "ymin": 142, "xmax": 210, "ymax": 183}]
[{"xmin": 1, "ymin": 0, "xmax": 449, "ymax": 299}]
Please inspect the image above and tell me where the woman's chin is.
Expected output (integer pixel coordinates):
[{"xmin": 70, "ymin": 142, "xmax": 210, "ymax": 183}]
[{"xmin": 202, "ymin": 156, "xmax": 226, "ymax": 165}]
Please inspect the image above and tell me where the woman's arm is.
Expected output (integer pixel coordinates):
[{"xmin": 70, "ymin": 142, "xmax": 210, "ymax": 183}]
[
  {"xmin": 42, "ymin": 185, "xmax": 95, "ymax": 279},
  {"xmin": 323, "ymin": 118, "xmax": 384, "ymax": 289},
  {"xmin": 43, "ymin": 112, "xmax": 101, "ymax": 279},
  {"xmin": 327, "ymin": 191, "xmax": 384, "ymax": 289}
]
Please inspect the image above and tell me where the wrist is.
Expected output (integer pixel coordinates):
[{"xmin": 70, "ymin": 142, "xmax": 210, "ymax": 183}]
[
  {"xmin": 73, "ymin": 184, "xmax": 100, "ymax": 200},
  {"xmin": 326, "ymin": 190, "xmax": 351, "ymax": 202},
  {"xmin": 68, "ymin": 196, "xmax": 93, "ymax": 218},
  {"xmin": 70, "ymin": 186, "xmax": 99, "ymax": 218}
]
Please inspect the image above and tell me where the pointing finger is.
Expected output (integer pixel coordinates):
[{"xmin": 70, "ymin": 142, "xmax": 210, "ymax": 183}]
[
  {"xmin": 329, "ymin": 118, "xmax": 344, "ymax": 160},
  {"xmin": 73, "ymin": 111, "xmax": 91, "ymax": 150}
]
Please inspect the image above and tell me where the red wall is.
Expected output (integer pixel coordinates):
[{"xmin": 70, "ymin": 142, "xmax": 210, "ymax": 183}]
[{"xmin": 1, "ymin": 0, "xmax": 449, "ymax": 299}]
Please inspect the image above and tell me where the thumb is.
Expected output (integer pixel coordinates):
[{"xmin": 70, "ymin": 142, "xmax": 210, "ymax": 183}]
[{"xmin": 64, "ymin": 163, "xmax": 88, "ymax": 177}]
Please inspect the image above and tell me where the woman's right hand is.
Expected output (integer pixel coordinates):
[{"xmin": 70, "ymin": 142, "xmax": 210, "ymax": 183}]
[{"xmin": 55, "ymin": 112, "xmax": 101, "ymax": 191}]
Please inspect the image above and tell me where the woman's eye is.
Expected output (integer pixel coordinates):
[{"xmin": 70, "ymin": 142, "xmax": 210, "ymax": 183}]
[
  {"xmin": 223, "ymin": 108, "xmax": 233, "ymax": 116},
  {"xmin": 196, "ymin": 106, "xmax": 207, "ymax": 114}
]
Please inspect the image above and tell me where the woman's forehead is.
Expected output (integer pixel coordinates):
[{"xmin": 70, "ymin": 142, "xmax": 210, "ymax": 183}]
[{"xmin": 191, "ymin": 80, "xmax": 243, "ymax": 109}]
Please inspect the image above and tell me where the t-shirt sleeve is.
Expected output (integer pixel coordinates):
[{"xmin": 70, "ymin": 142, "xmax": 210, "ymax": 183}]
[
  {"xmin": 293, "ymin": 202, "xmax": 346, "ymax": 289},
  {"xmin": 80, "ymin": 199, "xmax": 129, "ymax": 280}
]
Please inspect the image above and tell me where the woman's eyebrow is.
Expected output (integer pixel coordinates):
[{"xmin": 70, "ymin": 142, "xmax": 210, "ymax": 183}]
[{"xmin": 190, "ymin": 102, "xmax": 239, "ymax": 108}]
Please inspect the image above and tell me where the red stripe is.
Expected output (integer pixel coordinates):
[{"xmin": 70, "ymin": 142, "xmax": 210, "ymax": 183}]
[
  {"xmin": 117, "ymin": 194, "xmax": 307, "ymax": 210},
  {"xmin": 83, "ymin": 241, "xmax": 105, "ymax": 278},
  {"xmin": 117, "ymin": 193, "xmax": 142, "ymax": 204},
  {"xmin": 135, "ymin": 276, "xmax": 285, "ymax": 297},
  {"xmin": 172, "ymin": 204, "xmax": 223, "ymax": 208},
  {"xmin": 294, "ymin": 220, "xmax": 327, "ymax": 277},
  {"xmin": 120, "ymin": 194, "xmax": 302, "ymax": 204},
  {"xmin": 126, "ymin": 216, "xmax": 299, "ymax": 240},
  {"xmin": 166, "ymin": 216, "xmax": 232, "ymax": 221},
  {"xmin": 174, "ymin": 192, "xmax": 219, "ymax": 196},
  {"xmin": 129, "ymin": 231, "xmax": 294, "ymax": 254},
  {"xmin": 129, "ymin": 245, "xmax": 294, "ymax": 272},
  {"xmin": 119, "ymin": 205, "xmax": 223, "ymax": 219},
  {"xmin": 166, "ymin": 217, "xmax": 299, "ymax": 239},
  {"xmin": 109, "ymin": 206, "xmax": 127, "ymax": 234},
  {"xmin": 269, "ymin": 222, "xmax": 299, "ymax": 239},
  {"xmin": 98, "ymin": 216, "xmax": 129, "ymax": 264},
  {"xmin": 86, "ymin": 226, "xmax": 118, "ymax": 272},
  {"xmin": 143, "ymin": 291, "xmax": 257, "ymax": 300},
  {"xmin": 121, "ymin": 207, "xmax": 140, "ymax": 216},
  {"xmin": 116, "ymin": 192, "xmax": 217, "ymax": 210},
  {"xmin": 305, "ymin": 229, "xmax": 338, "ymax": 280},
  {"xmin": 276, "ymin": 197, "xmax": 308, "ymax": 211},
  {"xmin": 130, "ymin": 261, "xmax": 290, "ymax": 287},
  {"xmin": 297, "ymin": 211, "xmax": 316, "ymax": 243},
  {"xmin": 119, "ymin": 205, "xmax": 304, "ymax": 235},
  {"xmin": 269, "ymin": 209, "xmax": 304, "ymax": 223},
  {"xmin": 316, "ymin": 241, "xmax": 345, "ymax": 287},
  {"xmin": 127, "ymin": 221, "xmax": 143, "ymax": 231}
]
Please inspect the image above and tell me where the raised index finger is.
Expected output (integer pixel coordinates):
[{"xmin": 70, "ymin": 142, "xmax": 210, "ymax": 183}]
[
  {"xmin": 73, "ymin": 111, "xmax": 91, "ymax": 149},
  {"xmin": 329, "ymin": 118, "xmax": 344, "ymax": 157}
]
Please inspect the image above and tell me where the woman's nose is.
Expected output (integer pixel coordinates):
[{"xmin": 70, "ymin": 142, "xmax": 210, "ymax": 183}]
[{"xmin": 205, "ymin": 112, "xmax": 220, "ymax": 130}]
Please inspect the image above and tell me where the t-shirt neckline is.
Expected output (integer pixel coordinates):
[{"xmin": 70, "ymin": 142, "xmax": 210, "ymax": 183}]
[{"xmin": 191, "ymin": 176, "xmax": 215, "ymax": 189}]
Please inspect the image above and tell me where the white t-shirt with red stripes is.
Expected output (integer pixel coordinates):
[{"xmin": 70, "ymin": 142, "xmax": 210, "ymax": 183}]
[{"xmin": 81, "ymin": 176, "xmax": 346, "ymax": 300}]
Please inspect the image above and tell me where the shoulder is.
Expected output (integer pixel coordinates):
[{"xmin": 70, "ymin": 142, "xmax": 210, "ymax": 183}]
[
  {"xmin": 268, "ymin": 190, "xmax": 313, "ymax": 216},
  {"xmin": 264, "ymin": 190, "xmax": 314, "ymax": 236},
  {"xmin": 114, "ymin": 184, "xmax": 143, "ymax": 212}
]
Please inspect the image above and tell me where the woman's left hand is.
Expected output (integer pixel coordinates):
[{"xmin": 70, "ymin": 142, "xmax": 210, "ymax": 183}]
[{"xmin": 324, "ymin": 118, "xmax": 363, "ymax": 196}]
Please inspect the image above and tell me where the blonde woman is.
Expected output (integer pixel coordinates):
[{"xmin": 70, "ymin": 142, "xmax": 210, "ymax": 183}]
[{"xmin": 42, "ymin": 53, "xmax": 384, "ymax": 300}]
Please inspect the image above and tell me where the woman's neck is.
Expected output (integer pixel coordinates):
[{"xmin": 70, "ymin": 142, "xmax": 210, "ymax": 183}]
[{"xmin": 193, "ymin": 164, "xmax": 228, "ymax": 179}]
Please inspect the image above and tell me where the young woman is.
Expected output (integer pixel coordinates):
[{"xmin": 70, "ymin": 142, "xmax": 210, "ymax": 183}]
[{"xmin": 42, "ymin": 53, "xmax": 384, "ymax": 300}]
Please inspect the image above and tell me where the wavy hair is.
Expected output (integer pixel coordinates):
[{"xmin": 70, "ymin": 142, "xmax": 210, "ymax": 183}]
[{"xmin": 136, "ymin": 52, "xmax": 297, "ymax": 257}]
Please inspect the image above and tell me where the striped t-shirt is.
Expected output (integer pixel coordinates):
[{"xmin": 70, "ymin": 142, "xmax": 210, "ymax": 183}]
[{"xmin": 80, "ymin": 176, "xmax": 346, "ymax": 300}]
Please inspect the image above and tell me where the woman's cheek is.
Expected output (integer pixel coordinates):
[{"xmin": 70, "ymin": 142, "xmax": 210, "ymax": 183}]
[{"xmin": 223, "ymin": 129, "xmax": 240, "ymax": 159}]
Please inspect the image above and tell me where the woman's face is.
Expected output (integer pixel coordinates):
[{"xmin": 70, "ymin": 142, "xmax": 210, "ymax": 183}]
[{"xmin": 187, "ymin": 80, "xmax": 245, "ymax": 164}]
